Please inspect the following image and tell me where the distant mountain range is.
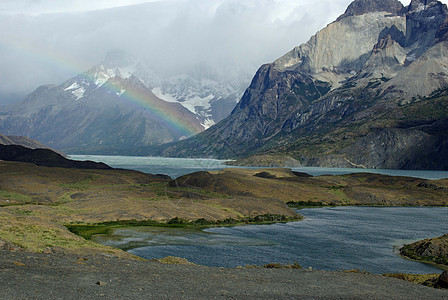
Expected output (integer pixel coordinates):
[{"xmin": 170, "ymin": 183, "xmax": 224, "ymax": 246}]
[
  {"xmin": 0, "ymin": 51, "xmax": 248, "ymax": 154},
  {"xmin": 155, "ymin": 0, "xmax": 448, "ymax": 170}
]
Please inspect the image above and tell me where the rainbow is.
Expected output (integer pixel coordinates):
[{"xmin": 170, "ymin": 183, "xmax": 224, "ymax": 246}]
[
  {"xmin": 95, "ymin": 77, "xmax": 202, "ymax": 137},
  {"xmin": 1, "ymin": 36, "xmax": 202, "ymax": 138}
]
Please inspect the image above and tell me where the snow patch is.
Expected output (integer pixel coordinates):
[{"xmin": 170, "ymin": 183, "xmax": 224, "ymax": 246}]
[
  {"xmin": 406, "ymin": 54, "xmax": 417, "ymax": 62},
  {"xmin": 72, "ymin": 87, "xmax": 85, "ymax": 100},
  {"xmin": 201, "ymin": 118, "xmax": 215, "ymax": 129},
  {"xmin": 152, "ymin": 87, "xmax": 214, "ymax": 115},
  {"xmin": 65, "ymin": 82, "xmax": 80, "ymax": 91},
  {"xmin": 93, "ymin": 64, "xmax": 136, "ymax": 87},
  {"xmin": 116, "ymin": 66, "xmax": 134, "ymax": 79},
  {"xmin": 182, "ymin": 95, "xmax": 215, "ymax": 114},
  {"xmin": 116, "ymin": 89, "xmax": 126, "ymax": 96},
  {"xmin": 152, "ymin": 87, "xmax": 178, "ymax": 103},
  {"xmin": 415, "ymin": 4, "xmax": 426, "ymax": 12}
]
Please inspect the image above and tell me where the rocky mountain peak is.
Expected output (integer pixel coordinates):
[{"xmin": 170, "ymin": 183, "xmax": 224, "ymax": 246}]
[
  {"xmin": 155, "ymin": 0, "xmax": 448, "ymax": 170},
  {"xmin": 408, "ymin": 0, "xmax": 440, "ymax": 11},
  {"xmin": 337, "ymin": 0, "xmax": 404, "ymax": 21},
  {"xmin": 373, "ymin": 34, "xmax": 396, "ymax": 53},
  {"xmin": 85, "ymin": 53, "xmax": 137, "ymax": 88}
]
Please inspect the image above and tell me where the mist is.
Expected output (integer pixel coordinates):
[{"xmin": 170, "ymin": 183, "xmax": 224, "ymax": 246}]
[{"xmin": 0, "ymin": 0, "xmax": 445, "ymax": 105}]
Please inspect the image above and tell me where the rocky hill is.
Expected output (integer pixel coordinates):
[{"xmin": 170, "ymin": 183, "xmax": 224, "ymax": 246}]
[
  {"xmin": 155, "ymin": 0, "xmax": 448, "ymax": 170},
  {"xmin": 0, "ymin": 133, "xmax": 53, "ymax": 149},
  {"xmin": 0, "ymin": 144, "xmax": 110, "ymax": 169},
  {"xmin": 401, "ymin": 234, "xmax": 448, "ymax": 266}
]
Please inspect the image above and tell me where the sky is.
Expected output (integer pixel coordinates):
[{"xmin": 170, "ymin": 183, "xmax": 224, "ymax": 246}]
[{"xmin": 0, "ymin": 0, "xmax": 447, "ymax": 105}]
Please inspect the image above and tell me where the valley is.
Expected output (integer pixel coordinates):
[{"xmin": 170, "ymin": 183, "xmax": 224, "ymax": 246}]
[
  {"xmin": 0, "ymin": 156, "xmax": 447, "ymax": 257},
  {"xmin": 1, "ymin": 0, "xmax": 448, "ymax": 297}
]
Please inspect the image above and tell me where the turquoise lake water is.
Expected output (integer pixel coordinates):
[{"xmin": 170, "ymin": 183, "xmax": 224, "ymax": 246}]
[{"xmin": 69, "ymin": 155, "xmax": 448, "ymax": 179}]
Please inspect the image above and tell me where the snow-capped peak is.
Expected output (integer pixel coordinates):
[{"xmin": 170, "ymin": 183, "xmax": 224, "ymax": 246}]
[
  {"xmin": 64, "ymin": 80, "xmax": 88, "ymax": 100},
  {"xmin": 91, "ymin": 64, "xmax": 137, "ymax": 87}
]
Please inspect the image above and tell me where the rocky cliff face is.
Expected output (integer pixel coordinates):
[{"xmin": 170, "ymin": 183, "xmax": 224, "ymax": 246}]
[
  {"xmin": 337, "ymin": 0, "xmax": 404, "ymax": 20},
  {"xmin": 156, "ymin": 0, "xmax": 448, "ymax": 170}
]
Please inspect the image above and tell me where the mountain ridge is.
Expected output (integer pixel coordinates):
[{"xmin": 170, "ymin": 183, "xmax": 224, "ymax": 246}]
[
  {"xmin": 0, "ymin": 57, "xmax": 207, "ymax": 154},
  {"xmin": 152, "ymin": 0, "xmax": 448, "ymax": 170},
  {"xmin": 0, "ymin": 49, "xmax": 250, "ymax": 154},
  {"xmin": 337, "ymin": 0, "xmax": 404, "ymax": 21}
]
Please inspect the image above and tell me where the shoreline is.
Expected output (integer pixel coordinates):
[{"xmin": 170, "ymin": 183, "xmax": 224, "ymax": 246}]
[
  {"xmin": 399, "ymin": 252, "xmax": 448, "ymax": 271},
  {"xmin": 65, "ymin": 214, "xmax": 302, "ymax": 240},
  {"xmin": 399, "ymin": 234, "xmax": 448, "ymax": 270},
  {"xmin": 0, "ymin": 161, "xmax": 447, "ymax": 293},
  {"xmin": 78, "ymin": 207, "xmax": 447, "ymax": 275}
]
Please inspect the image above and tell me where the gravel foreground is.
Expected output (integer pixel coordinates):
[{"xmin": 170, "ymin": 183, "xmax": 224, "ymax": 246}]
[{"xmin": 1, "ymin": 250, "xmax": 447, "ymax": 299}]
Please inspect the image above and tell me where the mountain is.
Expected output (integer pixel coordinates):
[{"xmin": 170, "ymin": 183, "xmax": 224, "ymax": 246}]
[
  {"xmin": 0, "ymin": 52, "xmax": 207, "ymax": 154},
  {"xmin": 93, "ymin": 51, "xmax": 249, "ymax": 129},
  {"xmin": 155, "ymin": 0, "xmax": 448, "ymax": 170},
  {"xmin": 140, "ymin": 63, "xmax": 250, "ymax": 129},
  {"xmin": 0, "ymin": 50, "xmax": 248, "ymax": 154}
]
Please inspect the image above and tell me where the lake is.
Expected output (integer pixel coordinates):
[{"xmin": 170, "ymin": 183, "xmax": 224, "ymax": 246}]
[
  {"xmin": 70, "ymin": 155, "xmax": 448, "ymax": 273},
  {"xmin": 69, "ymin": 155, "xmax": 448, "ymax": 179},
  {"xmin": 92, "ymin": 207, "xmax": 448, "ymax": 274}
]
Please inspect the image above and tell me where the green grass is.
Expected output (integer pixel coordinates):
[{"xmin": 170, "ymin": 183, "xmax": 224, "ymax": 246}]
[
  {"xmin": 59, "ymin": 175, "xmax": 100, "ymax": 190},
  {"xmin": 401, "ymin": 96, "xmax": 448, "ymax": 121},
  {"xmin": 11, "ymin": 208, "xmax": 34, "ymax": 215},
  {"xmin": 287, "ymin": 201, "xmax": 329, "ymax": 208},
  {"xmin": 326, "ymin": 188, "xmax": 351, "ymax": 204},
  {"xmin": 0, "ymin": 190, "xmax": 32, "ymax": 204},
  {"xmin": 66, "ymin": 214, "xmax": 302, "ymax": 240},
  {"xmin": 400, "ymin": 244, "xmax": 448, "ymax": 266}
]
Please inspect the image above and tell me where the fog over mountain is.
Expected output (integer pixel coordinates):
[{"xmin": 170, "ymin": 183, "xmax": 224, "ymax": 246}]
[
  {"xmin": 1, "ymin": 0, "xmax": 446, "ymax": 105},
  {"xmin": 0, "ymin": 0, "xmax": 374, "ymax": 105}
]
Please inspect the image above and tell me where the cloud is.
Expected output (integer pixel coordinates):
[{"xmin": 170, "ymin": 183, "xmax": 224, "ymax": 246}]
[
  {"xmin": 0, "ymin": 0, "xmax": 446, "ymax": 104},
  {"xmin": 0, "ymin": 0, "xmax": 162, "ymax": 15}
]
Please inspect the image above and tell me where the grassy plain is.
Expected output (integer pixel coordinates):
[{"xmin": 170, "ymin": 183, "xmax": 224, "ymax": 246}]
[{"xmin": 0, "ymin": 161, "xmax": 447, "ymax": 258}]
